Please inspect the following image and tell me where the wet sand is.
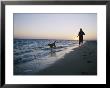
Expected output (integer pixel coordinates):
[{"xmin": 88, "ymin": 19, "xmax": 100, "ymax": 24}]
[{"xmin": 37, "ymin": 41, "xmax": 97, "ymax": 75}]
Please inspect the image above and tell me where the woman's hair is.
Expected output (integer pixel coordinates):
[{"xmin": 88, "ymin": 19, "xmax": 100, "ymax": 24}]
[{"xmin": 80, "ymin": 28, "xmax": 82, "ymax": 31}]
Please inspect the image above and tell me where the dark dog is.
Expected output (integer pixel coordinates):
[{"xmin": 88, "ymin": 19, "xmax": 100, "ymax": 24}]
[{"xmin": 48, "ymin": 41, "xmax": 56, "ymax": 49}]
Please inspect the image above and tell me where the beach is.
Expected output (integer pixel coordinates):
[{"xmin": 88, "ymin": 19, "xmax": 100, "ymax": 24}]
[
  {"xmin": 14, "ymin": 40, "xmax": 97, "ymax": 75},
  {"xmin": 14, "ymin": 39, "xmax": 79, "ymax": 75},
  {"xmin": 37, "ymin": 41, "xmax": 97, "ymax": 75}
]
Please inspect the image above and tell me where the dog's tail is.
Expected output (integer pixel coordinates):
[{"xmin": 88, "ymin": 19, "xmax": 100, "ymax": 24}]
[{"xmin": 54, "ymin": 41, "xmax": 56, "ymax": 43}]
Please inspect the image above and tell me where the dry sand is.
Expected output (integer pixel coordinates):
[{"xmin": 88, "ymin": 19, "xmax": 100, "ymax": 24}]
[{"xmin": 37, "ymin": 41, "xmax": 97, "ymax": 75}]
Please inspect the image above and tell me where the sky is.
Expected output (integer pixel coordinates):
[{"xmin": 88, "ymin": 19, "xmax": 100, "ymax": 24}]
[{"xmin": 14, "ymin": 13, "xmax": 97, "ymax": 40}]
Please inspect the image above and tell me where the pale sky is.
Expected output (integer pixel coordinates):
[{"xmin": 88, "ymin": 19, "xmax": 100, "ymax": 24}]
[{"xmin": 14, "ymin": 13, "xmax": 97, "ymax": 40}]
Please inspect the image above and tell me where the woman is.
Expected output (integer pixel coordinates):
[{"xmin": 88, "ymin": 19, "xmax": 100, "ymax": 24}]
[{"xmin": 78, "ymin": 28, "xmax": 85, "ymax": 45}]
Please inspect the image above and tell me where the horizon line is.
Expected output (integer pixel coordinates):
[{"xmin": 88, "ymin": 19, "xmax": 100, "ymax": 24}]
[{"xmin": 14, "ymin": 38, "xmax": 97, "ymax": 41}]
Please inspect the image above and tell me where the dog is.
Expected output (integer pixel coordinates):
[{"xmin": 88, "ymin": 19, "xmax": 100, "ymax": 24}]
[{"xmin": 48, "ymin": 41, "xmax": 56, "ymax": 49}]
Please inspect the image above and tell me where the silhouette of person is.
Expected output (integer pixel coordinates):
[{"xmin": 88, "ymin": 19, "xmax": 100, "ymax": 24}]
[{"xmin": 78, "ymin": 28, "xmax": 85, "ymax": 45}]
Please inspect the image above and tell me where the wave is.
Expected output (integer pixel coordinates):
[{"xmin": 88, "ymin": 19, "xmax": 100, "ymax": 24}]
[{"xmin": 14, "ymin": 39, "xmax": 78, "ymax": 65}]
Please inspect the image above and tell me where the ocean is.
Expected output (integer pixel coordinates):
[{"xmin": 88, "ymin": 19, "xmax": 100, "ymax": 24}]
[{"xmin": 14, "ymin": 39, "xmax": 80, "ymax": 75}]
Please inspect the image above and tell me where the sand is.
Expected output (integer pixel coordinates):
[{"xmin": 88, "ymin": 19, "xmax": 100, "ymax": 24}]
[{"xmin": 37, "ymin": 41, "xmax": 97, "ymax": 75}]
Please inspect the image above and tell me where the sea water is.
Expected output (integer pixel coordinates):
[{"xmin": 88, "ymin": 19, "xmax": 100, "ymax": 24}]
[{"xmin": 14, "ymin": 39, "xmax": 79, "ymax": 75}]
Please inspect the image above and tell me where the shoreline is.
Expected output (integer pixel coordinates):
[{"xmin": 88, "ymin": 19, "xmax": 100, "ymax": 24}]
[
  {"xmin": 37, "ymin": 41, "xmax": 97, "ymax": 75},
  {"xmin": 14, "ymin": 41, "xmax": 79, "ymax": 75}
]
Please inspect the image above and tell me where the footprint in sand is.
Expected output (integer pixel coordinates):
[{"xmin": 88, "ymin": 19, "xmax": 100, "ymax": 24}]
[
  {"xmin": 82, "ymin": 54, "xmax": 87, "ymax": 59},
  {"xmin": 87, "ymin": 60, "xmax": 93, "ymax": 63},
  {"xmin": 82, "ymin": 54, "xmax": 87, "ymax": 56}
]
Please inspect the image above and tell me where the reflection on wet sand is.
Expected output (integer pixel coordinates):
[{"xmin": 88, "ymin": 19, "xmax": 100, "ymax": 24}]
[{"xmin": 50, "ymin": 49, "xmax": 56, "ymax": 57}]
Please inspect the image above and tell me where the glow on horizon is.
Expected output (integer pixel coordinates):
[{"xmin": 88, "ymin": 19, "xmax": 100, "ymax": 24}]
[{"xmin": 14, "ymin": 13, "xmax": 97, "ymax": 40}]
